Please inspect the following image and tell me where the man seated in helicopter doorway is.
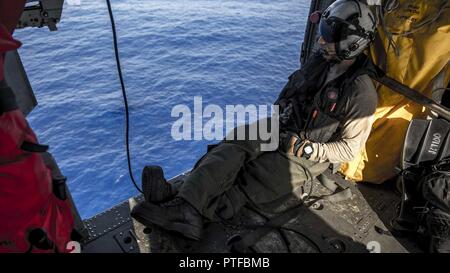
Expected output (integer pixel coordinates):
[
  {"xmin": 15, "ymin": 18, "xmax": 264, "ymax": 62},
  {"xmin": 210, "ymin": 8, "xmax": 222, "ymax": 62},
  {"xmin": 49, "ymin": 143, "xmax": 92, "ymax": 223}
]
[{"xmin": 131, "ymin": 0, "xmax": 379, "ymax": 241}]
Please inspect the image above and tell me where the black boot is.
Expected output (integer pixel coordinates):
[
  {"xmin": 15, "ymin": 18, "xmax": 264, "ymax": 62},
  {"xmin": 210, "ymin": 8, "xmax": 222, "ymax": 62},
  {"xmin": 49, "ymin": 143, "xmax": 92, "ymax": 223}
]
[
  {"xmin": 142, "ymin": 165, "xmax": 176, "ymax": 203},
  {"xmin": 131, "ymin": 197, "xmax": 203, "ymax": 241}
]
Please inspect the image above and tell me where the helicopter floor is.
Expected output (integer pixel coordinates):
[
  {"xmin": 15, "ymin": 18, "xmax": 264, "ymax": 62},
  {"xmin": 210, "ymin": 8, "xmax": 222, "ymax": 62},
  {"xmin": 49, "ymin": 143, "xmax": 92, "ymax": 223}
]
[{"xmin": 80, "ymin": 170, "xmax": 422, "ymax": 253}]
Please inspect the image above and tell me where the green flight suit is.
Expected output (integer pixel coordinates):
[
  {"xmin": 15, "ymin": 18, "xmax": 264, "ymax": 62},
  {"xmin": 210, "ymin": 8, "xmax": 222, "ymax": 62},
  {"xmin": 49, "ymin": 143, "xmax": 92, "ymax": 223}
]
[{"xmin": 177, "ymin": 119, "xmax": 331, "ymax": 220}]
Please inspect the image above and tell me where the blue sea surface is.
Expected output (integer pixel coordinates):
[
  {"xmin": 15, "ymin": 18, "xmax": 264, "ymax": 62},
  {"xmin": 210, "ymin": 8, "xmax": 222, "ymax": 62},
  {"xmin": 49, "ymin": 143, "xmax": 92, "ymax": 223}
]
[{"xmin": 15, "ymin": 0, "xmax": 311, "ymax": 219}]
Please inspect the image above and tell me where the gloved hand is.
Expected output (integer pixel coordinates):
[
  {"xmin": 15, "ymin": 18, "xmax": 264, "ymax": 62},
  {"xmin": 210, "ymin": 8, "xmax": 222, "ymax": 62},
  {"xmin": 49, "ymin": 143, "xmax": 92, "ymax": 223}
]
[{"xmin": 280, "ymin": 132, "xmax": 310, "ymax": 157}]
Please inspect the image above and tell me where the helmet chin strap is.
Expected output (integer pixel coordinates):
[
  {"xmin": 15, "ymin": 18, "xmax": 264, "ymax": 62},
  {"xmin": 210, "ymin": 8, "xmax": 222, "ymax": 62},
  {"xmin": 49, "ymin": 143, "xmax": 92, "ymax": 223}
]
[
  {"xmin": 328, "ymin": 58, "xmax": 343, "ymax": 64},
  {"xmin": 319, "ymin": 48, "xmax": 343, "ymax": 64}
]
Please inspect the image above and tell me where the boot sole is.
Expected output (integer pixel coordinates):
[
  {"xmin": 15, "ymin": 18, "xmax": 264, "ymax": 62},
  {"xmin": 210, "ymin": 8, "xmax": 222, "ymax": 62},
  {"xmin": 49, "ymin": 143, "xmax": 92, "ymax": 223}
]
[
  {"xmin": 131, "ymin": 202, "xmax": 202, "ymax": 241},
  {"xmin": 142, "ymin": 166, "xmax": 173, "ymax": 203}
]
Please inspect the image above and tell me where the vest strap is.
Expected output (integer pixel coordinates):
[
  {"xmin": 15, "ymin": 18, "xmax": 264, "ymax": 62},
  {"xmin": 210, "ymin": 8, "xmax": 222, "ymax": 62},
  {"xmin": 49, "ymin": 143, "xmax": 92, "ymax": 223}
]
[{"xmin": 0, "ymin": 80, "xmax": 18, "ymax": 114}]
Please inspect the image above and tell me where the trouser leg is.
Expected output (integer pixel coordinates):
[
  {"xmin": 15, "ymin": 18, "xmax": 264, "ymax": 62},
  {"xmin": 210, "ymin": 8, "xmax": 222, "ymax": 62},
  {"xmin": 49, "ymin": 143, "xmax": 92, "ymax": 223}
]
[
  {"xmin": 240, "ymin": 150, "xmax": 330, "ymax": 205},
  {"xmin": 191, "ymin": 150, "xmax": 329, "ymax": 220},
  {"xmin": 178, "ymin": 142, "xmax": 251, "ymax": 219},
  {"xmin": 178, "ymin": 150, "xmax": 330, "ymax": 220},
  {"xmin": 178, "ymin": 118, "xmax": 275, "ymax": 219},
  {"xmin": 177, "ymin": 117, "xmax": 330, "ymax": 220}
]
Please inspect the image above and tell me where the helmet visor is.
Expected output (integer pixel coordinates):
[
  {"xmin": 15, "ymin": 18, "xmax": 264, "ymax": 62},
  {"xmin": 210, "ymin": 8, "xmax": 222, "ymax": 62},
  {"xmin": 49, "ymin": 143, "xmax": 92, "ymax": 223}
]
[{"xmin": 319, "ymin": 18, "xmax": 342, "ymax": 43}]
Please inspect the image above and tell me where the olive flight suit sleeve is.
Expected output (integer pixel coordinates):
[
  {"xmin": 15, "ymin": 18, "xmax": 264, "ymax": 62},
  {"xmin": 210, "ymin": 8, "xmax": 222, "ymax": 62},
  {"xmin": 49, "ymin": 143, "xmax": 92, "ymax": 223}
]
[{"xmin": 308, "ymin": 75, "xmax": 378, "ymax": 164}]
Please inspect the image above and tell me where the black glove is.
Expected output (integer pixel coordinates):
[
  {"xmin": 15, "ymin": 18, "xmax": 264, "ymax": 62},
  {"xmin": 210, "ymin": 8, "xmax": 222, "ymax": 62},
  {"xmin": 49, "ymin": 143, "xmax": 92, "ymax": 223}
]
[{"xmin": 279, "ymin": 132, "xmax": 309, "ymax": 157}]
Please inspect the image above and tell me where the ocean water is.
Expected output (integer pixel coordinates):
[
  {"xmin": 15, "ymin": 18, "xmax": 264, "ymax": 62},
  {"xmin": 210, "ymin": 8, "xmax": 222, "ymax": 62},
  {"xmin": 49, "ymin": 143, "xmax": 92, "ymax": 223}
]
[{"xmin": 15, "ymin": 0, "xmax": 311, "ymax": 219}]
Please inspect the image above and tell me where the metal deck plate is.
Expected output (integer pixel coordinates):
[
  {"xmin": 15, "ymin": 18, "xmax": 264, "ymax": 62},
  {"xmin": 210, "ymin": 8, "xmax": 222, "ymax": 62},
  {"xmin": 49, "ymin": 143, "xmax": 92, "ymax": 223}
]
[{"xmin": 80, "ymin": 172, "xmax": 422, "ymax": 253}]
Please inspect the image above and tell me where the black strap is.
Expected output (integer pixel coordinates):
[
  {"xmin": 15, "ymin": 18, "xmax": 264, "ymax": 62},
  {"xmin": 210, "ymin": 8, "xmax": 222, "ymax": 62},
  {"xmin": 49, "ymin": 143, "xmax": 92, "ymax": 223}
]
[
  {"xmin": 373, "ymin": 31, "xmax": 388, "ymax": 71},
  {"xmin": 27, "ymin": 228, "xmax": 55, "ymax": 252},
  {"xmin": 293, "ymin": 138, "xmax": 305, "ymax": 157},
  {"xmin": 21, "ymin": 141, "xmax": 49, "ymax": 153},
  {"xmin": 41, "ymin": 152, "xmax": 68, "ymax": 201},
  {"xmin": 362, "ymin": 57, "xmax": 450, "ymax": 121},
  {"xmin": 0, "ymin": 80, "xmax": 18, "ymax": 114}
]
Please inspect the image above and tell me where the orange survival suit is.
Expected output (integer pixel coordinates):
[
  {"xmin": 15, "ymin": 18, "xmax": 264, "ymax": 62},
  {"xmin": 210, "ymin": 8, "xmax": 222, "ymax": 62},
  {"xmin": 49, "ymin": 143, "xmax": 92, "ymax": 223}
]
[{"xmin": 0, "ymin": 0, "xmax": 74, "ymax": 253}]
